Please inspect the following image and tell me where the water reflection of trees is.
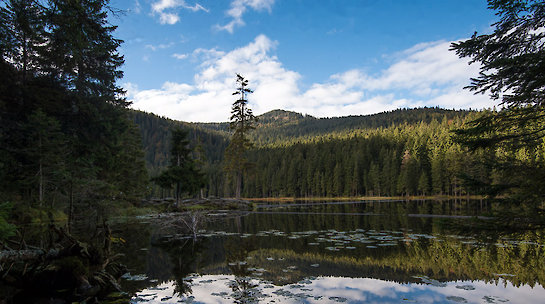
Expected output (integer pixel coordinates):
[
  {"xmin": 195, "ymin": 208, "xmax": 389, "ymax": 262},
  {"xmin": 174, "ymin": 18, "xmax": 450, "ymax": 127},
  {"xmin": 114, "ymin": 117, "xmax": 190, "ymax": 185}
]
[
  {"xmin": 119, "ymin": 200, "xmax": 545, "ymax": 299},
  {"xmin": 207, "ymin": 200, "xmax": 494, "ymax": 237},
  {"xmin": 153, "ymin": 237, "xmax": 209, "ymax": 296},
  {"xmin": 224, "ymin": 237, "xmax": 264, "ymax": 303},
  {"xmin": 235, "ymin": 233, "xmax": 545, "ymax": 287},
  {"xmin": 165, "ymin": 214, "xmax": 544, "ymax": 290}
]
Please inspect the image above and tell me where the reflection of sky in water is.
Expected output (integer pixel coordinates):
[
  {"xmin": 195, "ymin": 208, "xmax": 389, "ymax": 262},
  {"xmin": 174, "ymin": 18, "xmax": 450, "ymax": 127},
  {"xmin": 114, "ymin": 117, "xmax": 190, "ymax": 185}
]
[
  {"xmin": 131, "ymin": 275, "xmax": 545, "ymax": 304},
  {"xmin": 126, "ymin": 203, "xmax": 545, "ymax": 304}
]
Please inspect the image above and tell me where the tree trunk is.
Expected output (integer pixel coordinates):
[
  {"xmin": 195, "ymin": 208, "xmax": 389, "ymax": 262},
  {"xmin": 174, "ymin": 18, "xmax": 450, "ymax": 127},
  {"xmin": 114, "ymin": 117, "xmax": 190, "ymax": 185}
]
[
  {"xmin": 176, "ymin": 181, "xmax": 180, "ymax": 204},
  {"xmin": 68, "ymin": 182, "xmax": 73, "ymax": 233},
  {"xmin": 38, "ymin": 136, "xmax": 43, "ymax": 205},
  {"xmin": 235, "ymin": 171, "xmax": 242, "ymax": 199}
]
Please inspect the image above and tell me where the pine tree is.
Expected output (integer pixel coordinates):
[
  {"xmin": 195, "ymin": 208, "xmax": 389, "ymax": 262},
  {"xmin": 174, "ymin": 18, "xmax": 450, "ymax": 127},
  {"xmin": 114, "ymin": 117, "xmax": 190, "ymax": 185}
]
[
  {"xmin": 23, "ymin": 109, "xmax": 68, "ymax": 206},
  {"xmin": 224, "ymin": 74, "xmax": 257, "ymax": 198},
  {"xmin": 417, "ymin": 172, "xmax": 430, "ymax": 196},
  {"xmin": 153, "ymin": 128, "xmax": 205, "ymax": 204}
]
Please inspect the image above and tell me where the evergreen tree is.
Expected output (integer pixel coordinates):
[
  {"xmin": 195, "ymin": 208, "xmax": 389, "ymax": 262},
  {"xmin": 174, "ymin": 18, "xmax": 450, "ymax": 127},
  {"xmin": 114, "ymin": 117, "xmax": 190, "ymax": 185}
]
[
  {"xmin": 153, "ymin": 128, "xmax": 205, "ymax": 203},
  {"xmin": 224, "ymin": 74, "xmax": 257, "ymax": 198},
  {"xmin": 451, "ymin": 0, "xmax": 545, "ymax": 148},
  {"xmin": 451, "ymin": 0, "xmax": 545, "ymax": 201},
  {"xmin": 44, "ymin": 0, "xmax": 126, "ymax": 104},
  {"xmin": 431, "ymin": 150, "xmax": 445, "ymax": 194},
  {"xmin": 0, "ymin": 0, "xmax": 149, "ymax": 225},
  {"xmin": 23, "ymin": 109, "xmax": 67, "ymax": 206},
  {"xmin": 1, "ymin": 0, "xmax": 45, "ymax": 84},
  {"xmin": 417, "ymin": 172, "xmax": 430, "ymax": 196}
]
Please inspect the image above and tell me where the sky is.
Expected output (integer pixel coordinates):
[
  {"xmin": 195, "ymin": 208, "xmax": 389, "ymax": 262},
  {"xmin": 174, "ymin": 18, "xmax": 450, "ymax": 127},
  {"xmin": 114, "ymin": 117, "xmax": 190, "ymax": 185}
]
[{"xmin": 109, "ymin": 0, "xmax": 498, "ymax": 122}]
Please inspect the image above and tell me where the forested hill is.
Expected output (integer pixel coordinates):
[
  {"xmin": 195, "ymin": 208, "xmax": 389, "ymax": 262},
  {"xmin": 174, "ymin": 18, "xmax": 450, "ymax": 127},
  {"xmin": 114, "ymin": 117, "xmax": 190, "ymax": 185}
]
[
  {"xmin": 133, "ymin": 107, "xmax": 474, "ymax": 197},
  {"xmin": 133, "ymin": 107, "xmax": 471, "ymax": 171},
  {"xmin": 192, "ymin": 107, "xmax": 471, "ymax": 146},
  {"xmin": 131, "ymin": 110, "xmax": 229, "ymax": 176}
]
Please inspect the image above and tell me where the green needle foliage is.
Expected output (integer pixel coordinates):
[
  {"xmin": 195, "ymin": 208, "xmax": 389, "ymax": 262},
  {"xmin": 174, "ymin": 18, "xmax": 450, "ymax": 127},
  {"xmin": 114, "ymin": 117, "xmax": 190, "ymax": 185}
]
[
  {"xmin": 451, "ymin": 0, "xmax": 545, "ymax": 202},
  {"xmin": 0, "ymin": 0, "xmax": 148, "ymax": 225},
  {"xmin": 0, "ymin": 202, "xmax": 16, "ymax": 241},
  {"xmin": 153, "ymin": 128, "xmax": 206, "ymax": 203}
]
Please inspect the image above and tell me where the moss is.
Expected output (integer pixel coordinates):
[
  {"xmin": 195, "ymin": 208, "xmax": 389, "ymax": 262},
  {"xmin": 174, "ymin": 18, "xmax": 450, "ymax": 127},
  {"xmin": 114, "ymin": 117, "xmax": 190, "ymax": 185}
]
[
  {"xmin": 185, "ymin": 204, "xmax": 208, "ymax": 210},
  {"xmin": 0, "ymin": 202, "xmax": 16, "ymax": 241},
  {"xmin": 97, "ymin": 200, "xmax": 163, "ymax": 217},
  {"xmin": 102, "ymin": 291, "xmax": 131, "ymax": 304},
  {"xmin": 11, "ymin": 205, "xmax": 67, "ymax": 225}
]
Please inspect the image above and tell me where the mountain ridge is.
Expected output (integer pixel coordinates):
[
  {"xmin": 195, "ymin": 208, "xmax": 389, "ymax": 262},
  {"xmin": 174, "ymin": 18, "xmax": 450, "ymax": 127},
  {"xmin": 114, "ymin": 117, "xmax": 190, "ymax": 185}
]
[{"xmin": 132, "ymin": 106, "xmax": 472, "ymax": 170}]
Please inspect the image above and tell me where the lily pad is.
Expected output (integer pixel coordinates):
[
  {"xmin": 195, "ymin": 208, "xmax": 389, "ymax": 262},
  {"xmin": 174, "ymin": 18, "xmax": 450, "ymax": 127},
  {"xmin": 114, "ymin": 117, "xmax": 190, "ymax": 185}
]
[
  {"xmin": 456, "ymin": 284, "xmax": 475, "ymax": 291},
  {"xmin": 446, "ymin": 296, "xmax": 467, "ymax": 303},
  {"xmin": 483, "ymin": 296, "xmax": 509, "ymax": 303},
  {"xmin": 329, "ymin": 296, "xmax": 348, "ymax": 302}
]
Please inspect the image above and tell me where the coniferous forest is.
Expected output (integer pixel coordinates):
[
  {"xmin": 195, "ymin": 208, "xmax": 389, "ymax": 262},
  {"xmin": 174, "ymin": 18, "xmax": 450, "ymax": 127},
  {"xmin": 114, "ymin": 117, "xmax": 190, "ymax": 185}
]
[
  {"xmin": 133, "ymin": 106, "xmax": 544, "ymax": 201},
  {"xmin": 0, "ymin": 0, "xmax": 148, "ymax": 232},
  {"xmin": 1, "ymin": 0, "xmax": 544, "ymax": 220},
  {"xmin": 1, "ymin": 0, "xmax": 545, "ymax": 302}
]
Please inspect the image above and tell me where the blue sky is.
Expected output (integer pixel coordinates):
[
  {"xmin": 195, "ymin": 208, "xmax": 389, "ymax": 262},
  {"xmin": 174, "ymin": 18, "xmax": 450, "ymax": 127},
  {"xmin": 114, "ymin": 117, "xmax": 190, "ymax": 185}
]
[{"xmin": 110, "ymin": 0, "xmax": 497, "ymax": 122}]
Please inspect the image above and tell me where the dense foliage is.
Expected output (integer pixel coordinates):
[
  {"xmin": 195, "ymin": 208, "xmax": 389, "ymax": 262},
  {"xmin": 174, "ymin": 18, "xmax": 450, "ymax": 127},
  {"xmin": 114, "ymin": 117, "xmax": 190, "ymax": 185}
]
[
  {"xmin": 135, "ymin": 107, "xmax": 520, "ymax": 198},
  {"xmin": 132, "ymin": 110, "xmax": 229, "ymax": 198},
  {"xmin": 451, "ymin": 0, "xmax": 545, "ymax": 202},
  {"xmin": 152, "ymin": 128, "xmax": 206, "ymax": 202},
  {"xmin": 243, "ymin": 114, "xmax": 485, "ymax": 198},
  {"xmin": 0, "ymin": 0, "xmax": 148, "ymax": 227}
]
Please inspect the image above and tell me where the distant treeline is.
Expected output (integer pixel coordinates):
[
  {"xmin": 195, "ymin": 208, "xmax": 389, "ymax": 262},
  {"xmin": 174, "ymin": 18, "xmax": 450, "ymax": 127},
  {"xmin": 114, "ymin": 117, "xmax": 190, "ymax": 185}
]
[
  {"xmin": 243, "ymin": 116, "xmax": 486, "ymax": 198},
  {"xmin": 133, "ymin": 107, "xmax": 519, "ymax": 198},
  {"xmin": 132, "ymin": 111, "xmax": 228, "ymax": 197}
]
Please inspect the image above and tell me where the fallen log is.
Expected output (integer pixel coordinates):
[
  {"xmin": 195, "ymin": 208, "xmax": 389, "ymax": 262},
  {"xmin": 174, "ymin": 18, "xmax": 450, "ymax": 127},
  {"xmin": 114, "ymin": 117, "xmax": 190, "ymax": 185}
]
[
  {"xmin": 0, "ymin": 248, "xmax": 60, "ymax": 264},
  {"xmin": 0, "ymin": 224, "xmax": 128, "ymax": 303}
]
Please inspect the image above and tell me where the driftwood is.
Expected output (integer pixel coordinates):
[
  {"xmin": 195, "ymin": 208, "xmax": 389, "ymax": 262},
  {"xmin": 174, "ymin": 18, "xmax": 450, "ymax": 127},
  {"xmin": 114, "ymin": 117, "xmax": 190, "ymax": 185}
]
[
  {"xmin": 0, "ymin": 248, "xmax": 60, "ymax": 263},
  {"xmin": 0, "ymin": 223, "xmax": 127, "ymax": 303}
]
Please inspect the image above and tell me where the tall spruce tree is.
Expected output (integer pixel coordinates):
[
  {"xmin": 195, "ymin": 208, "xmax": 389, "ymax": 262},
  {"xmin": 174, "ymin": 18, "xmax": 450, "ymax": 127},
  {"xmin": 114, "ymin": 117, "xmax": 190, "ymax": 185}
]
[
  {"xmin": 224, "ymin": 74, "xmax": 257, "ymax": 198},
  {"xmin": 1, "ymin": 0, "xmax": 45, "ymax": 85},
  {"xmin": 45, "ymin": 0, "xmax": 125, "ymax": 103}
]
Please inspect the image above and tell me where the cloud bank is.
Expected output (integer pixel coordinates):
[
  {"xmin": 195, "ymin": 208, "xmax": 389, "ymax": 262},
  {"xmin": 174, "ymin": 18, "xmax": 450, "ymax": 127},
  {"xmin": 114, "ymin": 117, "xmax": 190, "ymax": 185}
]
[{"xmin": 125, "ymin": 34, "xmax": 493, "ymax": 122}]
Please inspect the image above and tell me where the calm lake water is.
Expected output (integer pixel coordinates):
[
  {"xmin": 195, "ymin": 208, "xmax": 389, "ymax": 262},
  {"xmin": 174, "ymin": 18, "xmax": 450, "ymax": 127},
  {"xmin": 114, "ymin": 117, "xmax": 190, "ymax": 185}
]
[{"xmin": 111, "ymin": 200, "xmax": 545, "ymax": 303}]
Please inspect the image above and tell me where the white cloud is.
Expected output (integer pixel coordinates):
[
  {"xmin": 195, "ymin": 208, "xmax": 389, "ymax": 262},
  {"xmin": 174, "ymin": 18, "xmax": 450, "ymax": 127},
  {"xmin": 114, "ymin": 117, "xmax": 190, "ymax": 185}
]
[
  {"xmin": 192, "ymin": 47, "xmax": 227, "ymax": 65},
  {"xmin": 126, "ymin": 34, "xmax": 494, "ymax": 122},
  {"xmin": 151, "ymin": 0, "xmax": 208, "ymax": 25},
  {"xmin": 145, "ymin": 42, "xmax": 175, "ymax": 51},
  {"xmin": 130, "ymin": 275, "xmax": 545, "ymax": 304},
  {"xmin": 158, "ymin": 12, "xmax": 179, "ymax": 25},
  {"xmin": 172, "ymin": 53, "xmax": 188, "ymax": 60},
  {"xmin": 216, "ymin": 0, "xmax": 275, "ymax": 33}
]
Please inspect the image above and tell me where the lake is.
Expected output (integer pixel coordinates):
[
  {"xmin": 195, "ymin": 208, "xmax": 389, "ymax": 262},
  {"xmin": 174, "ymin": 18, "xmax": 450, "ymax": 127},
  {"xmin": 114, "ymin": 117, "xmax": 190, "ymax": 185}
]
[{"xmin": 111, "ymin": 199, "xmax": 545, "ymax": 303}]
